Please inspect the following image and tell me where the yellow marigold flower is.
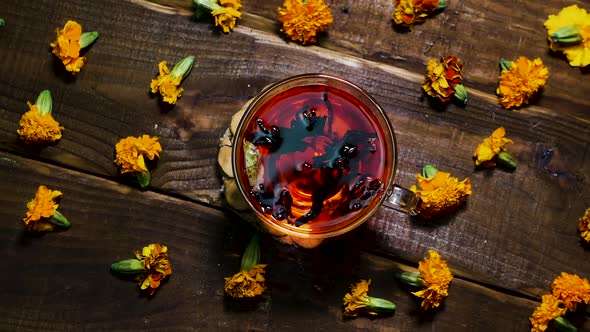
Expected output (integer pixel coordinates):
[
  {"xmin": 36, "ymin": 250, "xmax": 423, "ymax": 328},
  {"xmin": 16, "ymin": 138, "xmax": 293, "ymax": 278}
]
[
  {"xmin": 544, "ymin": 5, "xmax": 590, "ymax": 67},
  {"xmin": 422, "ymin": 55, "xmax": 466, "ymax": 103},
  {"xmin": 277, "ymin": 0, "xmax": 334, "ymax": 44},
  {"xmin": 133, "ymin": 244, "xmax": 172, "ymax": 296},
  {"xmin": 23, "ymin": 185, "xmax": 65, "ymax": 232},
  {"xmin": 551, "ymin": 272, "xmax": 590, "ymax": 311},
  {"xmin": 392, "ymin": 0, "xmax": 446, "ymax": 28},
  {"xmin": 114, "ymin": 135, "xmax": 162, "ymax": 174},
  {"xmin": 224, "ymin": 264, "xmax": 267, "ymax": 298},
  {"xmin": 473, "ymin": 127, "xmax": 513, "ymax": 167},
  {"xmin": 410, "ymin": 165, "xmax": 471, "ymax": 219},
  {"xmin": 412, "ymin": 250, "xmax": 453, "ymax": 310},
  {"xmin": 578, "ymin": 208, "xmax": 590, "ymax": 243},
  {"xmin": 496, "ymin": 57, "xmax": 549, "ymax": 109},
  {"xmin": 343, "ymin": 279, "xmax": 397, "ymax": 317},
  {"xmin": 17, "ymin": 102, "xmax": 64, "ymax": 144},
  {"xmin": 150, "ymin": 61, "xmax": 184, "ymax": 105},
  {"xmin": 212, "ymin": 0, "xmax": 242, "ymax": 33},
  {"xmin": 529, "ymin": 294, "xmax": 567, "ymax": 332}
]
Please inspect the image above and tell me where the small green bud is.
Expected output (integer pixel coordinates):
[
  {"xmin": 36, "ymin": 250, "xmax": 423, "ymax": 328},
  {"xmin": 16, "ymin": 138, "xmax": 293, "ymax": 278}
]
[
  {"xmin": 453, "ymin": 84, "xmax": 468, "ymax": 104},
  {"xmin": 47, "ymin": 210, "xmax": 71, "ymax": 228},
  {"xmin": 499, "ymin": 58, "xmax": 513, "ymax": 71},
  {"xmin": 366, "ymin": 296, "xmax": 397, "ymax": 314},
  {"xmin": 0, "ymin": 19, "xmax": 5, "ymax": 26},
  {"xmin": 241, "ymin": 232, "xmax": 261, "ymax": 271},
  {"xmin": 551, "ymin": 25, "xmax": 582, "ymax": 46},
  {"xmin": 79, "ymin": 31, "xmax": 99, "ymax": 49},
  {"xmin": 35, "ymin": 90, "xmax": 52, "ymax": 116},
  {"xmin": 194, "ymin": 0, "xmax": 222, "ymax": 20},
  {"xmin": 437, "ymin": 0, "xmax": 447, "ymax": 10},
  {"xmin": 395, "ymin": 271, "xmax": 424, "ymax": 288},
  {"xmin": 553, "ymin": 316, "xmax": 577, "ymax": 332},
  {"xmin": 497, "ymin": 151, "xmax": 518, "ymax": 170},
  {"xmin": 170, "ymin": 56, "xmax": 195, "ymax": 80},
  {"xmin": 136, "ymin": 171, "xmax": 151, "ymax": 189},
  {"xmin": 422, "ymin": 164, "xmax": 438, "ymax": 180},
  {"xmin": 111, "ymin": 259, "xmax": 145, "ymax": 274}
]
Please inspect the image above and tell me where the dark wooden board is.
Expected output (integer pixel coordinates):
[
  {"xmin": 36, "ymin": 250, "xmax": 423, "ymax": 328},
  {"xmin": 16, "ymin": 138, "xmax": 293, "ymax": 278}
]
[
  {"xmin": 0, "ymin": 0, "xmax": 589, "ymax": 307},
  {"xmin": 0, "ymin": 152, "xmax": 545, "ymax": 331}
]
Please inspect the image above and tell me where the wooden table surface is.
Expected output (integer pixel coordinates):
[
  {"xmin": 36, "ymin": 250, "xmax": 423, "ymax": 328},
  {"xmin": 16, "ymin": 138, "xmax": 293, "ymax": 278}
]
[{"xmin": 1, "ymin": 0, "xmax": 589, "ymax": 331}]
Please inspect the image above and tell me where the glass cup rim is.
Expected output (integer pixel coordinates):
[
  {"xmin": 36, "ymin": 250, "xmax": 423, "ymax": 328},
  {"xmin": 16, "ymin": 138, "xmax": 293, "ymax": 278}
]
[{"xmin": 231, "ymin": 73, "xmax": 399, "ymax": 239}]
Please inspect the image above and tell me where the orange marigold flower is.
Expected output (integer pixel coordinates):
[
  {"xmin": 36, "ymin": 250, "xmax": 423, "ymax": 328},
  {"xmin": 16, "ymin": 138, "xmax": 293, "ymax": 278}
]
[
  {"xmin": 343, "ymin": 279, "xmax": 397, "ymax": 317},
  {"xmin": 412, "ymin": 250, "xmax": 453, "ymax": 310},
  {"xmin": 150, "ymin": 61, "xmax": 184, "ymax": 105},
  {"xmin": 50, "ymin": 20, "xmax": 97, "ymax": 75},
  {"xmin": 473, "ymin": 127, "xmax": 513, "ymax": 167},
  {"xmin": 393, "ymin": 0, "xmax": 445, "ymax": 27},
  {"xmin": 529, "ymin": 294, "xmax": 567, "ymax": 332},
  {"xmin": 114, "ymin": 135, "xmax": 162, "ymax": 175},
  {"xmin": 17, "ymin": 102, "xmax": 64, "ymax": 144},
  {"xmin": 496, "ymin": 56, "xmax": 549, "ymax": 109},
  {"xmin": 410, "ymin": 165, "xmax": 472, "ymax": 219},
  {"xmin": 551, "ymin": 272, "xmax": 590, "ymax": 311},
  {"xmin": 23, "ymin": 185, "xmax": 62, "ymax": 232},
  {"xmin": 211, "ymin": 0, "xmax": 242, "ymax": 33},
  {"xmin": 224, "ymin": 264, "xmax": 267, "ymax": 298},
  {"xmin": 578, "ymin": 208, "xmax": 590, "ymax": 243},
  {"xmin": 422, "ymin": 55, "xmax": 465, "ymax": 103},
  {"xmin": 134, "ymin": 244, "xmax": 172, "ymax": 296},
  {"xmin": 278, "ymin": 0, "xmax": 334, "ymax": 44}
]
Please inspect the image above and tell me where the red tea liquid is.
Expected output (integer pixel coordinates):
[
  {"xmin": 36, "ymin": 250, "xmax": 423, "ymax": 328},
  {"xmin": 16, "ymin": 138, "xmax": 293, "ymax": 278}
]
[{"xmin": 237, "ymin": 84, "xmax": 391, "ymax": 232}]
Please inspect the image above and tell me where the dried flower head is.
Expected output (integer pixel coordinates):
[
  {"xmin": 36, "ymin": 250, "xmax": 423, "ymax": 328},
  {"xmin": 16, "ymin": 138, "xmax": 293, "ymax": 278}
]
[
  {"xmin": 473, "ymin": 127, "xmax": 513, "ymax": 167},
  {"xmin": 551, "ymin": 272, "xmax": 590, "ymax": 311},
  {"xmin": 134, "ymin": 244, "xmax": 172, "ymax": 295},
  {"xmin": 224, "ymin": 264, "xmax": 267, "ymax": 298},
  {"xmin": 23, "ymin": 185, "xmax": 68, "ymax": 232},
  {"xmin": 578, "ymin": 208, "xmax": 590, "ymax": 243},
  {"xmin": 412, "ymin": 250, "xmax": 453, "ymax": 310},
  {"xmin": 422, "ymin": 55, "xmax": 466, "ymax": 103},
  {"xmin": 410, "ymin": 165, "xmax": 472, "ymax": 219},
  {"xmin": 277, "ymin": 0, "xmax": 334, "ymax": 44},
  {"xmin": 497, "ymin": 57, "xmax": 549, "ymax": 109},
  {"xmin": 50, "ymin": 20, "xmax": 98, "ymax": 74},
  {"xmin": 544, "ymin": 5, "xmax": 590, "ymax": 67},
  {"xmin": 114, "ymin": 135, "xmax": 162, "ymax": 174},
  {"xmin": 150, "ymin": 62, "xmax": 184, "ymax": 104},
  {"xmin": 17, "ymin": 102, "xmax": 63, "ymax": 144},
  {"xmin": 343, "ymin": 279, "xmax": 372, "ymax": 317},
  {"xmin": 392, "ymin": 0, "xmax": 446, "ymax": 28},
  {"xmin": 529, "ymin": 294, "xmax": 567, "ymax": 332}
]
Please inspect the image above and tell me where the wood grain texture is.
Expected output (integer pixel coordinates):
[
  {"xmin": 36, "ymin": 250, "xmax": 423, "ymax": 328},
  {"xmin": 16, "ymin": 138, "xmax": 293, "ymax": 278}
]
[
  {"xmin": 0, "ymin": 0, "xmax": 589, "ymax": 314},
  {"xmin": 0, "ymin": 152, "xmax": 544, "ymax": 331}
]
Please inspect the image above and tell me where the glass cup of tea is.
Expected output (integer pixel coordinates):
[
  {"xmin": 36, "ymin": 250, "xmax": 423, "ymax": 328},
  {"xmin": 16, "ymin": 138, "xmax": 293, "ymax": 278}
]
[{"xmin": 231, "ymin": 73, "xmax": 420, "ymax": 244}]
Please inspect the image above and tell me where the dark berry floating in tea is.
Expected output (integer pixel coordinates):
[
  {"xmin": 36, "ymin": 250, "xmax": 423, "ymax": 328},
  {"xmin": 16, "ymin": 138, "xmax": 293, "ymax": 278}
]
[{"xmin": 241, "ymin": 85, "xmax": 389, "ymax": 229}]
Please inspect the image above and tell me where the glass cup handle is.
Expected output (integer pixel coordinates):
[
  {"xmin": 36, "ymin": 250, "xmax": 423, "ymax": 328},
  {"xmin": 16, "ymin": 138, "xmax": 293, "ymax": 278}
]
[{"xmin": 382, "ymin": 185, "xmax": 421, "ymax": 216}]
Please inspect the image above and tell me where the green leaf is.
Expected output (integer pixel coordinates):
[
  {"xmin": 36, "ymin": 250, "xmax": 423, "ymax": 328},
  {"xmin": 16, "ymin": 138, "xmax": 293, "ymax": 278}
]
[
  {"xmin": 241, "ymin": 232, "xmax": 261, "ymax": 271},
  {"xmin": 111, "ymin": 259, "xmax": 145, "ymax": 274},
  {"xmin": 79, "ymin": 31, "xmax": 99, "ymax": 49},
  {"xmin": 47, "ymin": 210, "xmax": 71, "ymax": 228}
]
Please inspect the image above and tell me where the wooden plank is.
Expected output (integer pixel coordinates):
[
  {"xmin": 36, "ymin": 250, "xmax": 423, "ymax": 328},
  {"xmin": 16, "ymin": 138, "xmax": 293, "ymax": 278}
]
[
  {"xmin": 145, "ymin": 0, "xmax": 590, "ymax": 113},
  {"xmin": 0, "ymin": 0, "xmax": 589, "ymax": 301},
  {"xmin": 0, "ymin": 151, "xmax": 541, "ymax": 331}
]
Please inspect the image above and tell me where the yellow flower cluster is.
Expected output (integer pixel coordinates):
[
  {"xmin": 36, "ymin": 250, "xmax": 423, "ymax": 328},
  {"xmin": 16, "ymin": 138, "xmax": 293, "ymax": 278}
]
[
  {"xmin": 422, "ymin": 56, "xmax": 467, "ymax": 104},
  {"xmin": 277, "ymin": 0, "xmax": 333, "ymax": 44},
  {"xmin": 410, "ymin": 169, "xmax": 472, "ymax": 219},
  {"xmin": 50, "ymin": 20, "xmax": 85, "ymax": 74},
  {"xmin": 224, "ymin": 264, "xmax": 267, "ymax": 298},
  {"xmin": 343, "ymin": 279, "xmax": 372, "ymax": 317},
  {"xmin": 134, "ymin": 244, "xmax": 173, "ymax": 296},
  {"xmin": 150, "ymin": 61, "xmax": 184, "ymax": 105},
  {"xmin": 212, "ymin": 0, "xmax": 242, "ymax": 33},
  {"xmin": 412, "ymin": 250, "xmax": 453, "ymax": 310},
  {"xmin": 497, "ymin": 56, "xmax": 549, "ymax": 109},
  {"xmin": 529, "ymin": 294, "xmax": 567, "ymax": 332},
  {"xmin": 393, "ymin": 0, "xmax": 446, "ymax": 28},
  {"xmin": 544, "ymin": 5, "xmax": 590, "ymax": 67}
]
